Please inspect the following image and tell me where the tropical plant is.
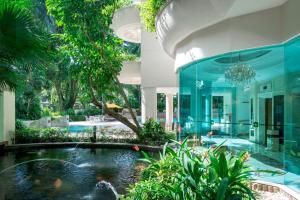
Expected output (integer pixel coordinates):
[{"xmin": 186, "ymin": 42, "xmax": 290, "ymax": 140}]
[
  {"xmin": 0, "ymin": 2, "xmax": 48, "ymax": 91},
  {"xmin": 139, "ymin": 118, "xmax": 175, "ymax": 145},
  {"xmin": 139, "ymin": 0, "xmax": 167, "ymax": 32},
  {"xmin": 123, "ymin": 140, "xmax": 280, "ymax": 200}
]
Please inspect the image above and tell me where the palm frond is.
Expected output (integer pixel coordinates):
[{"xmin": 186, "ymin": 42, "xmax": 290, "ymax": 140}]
[{"xmin": 0, "ymin": 3, "xmax": 49, "ymax": 91}]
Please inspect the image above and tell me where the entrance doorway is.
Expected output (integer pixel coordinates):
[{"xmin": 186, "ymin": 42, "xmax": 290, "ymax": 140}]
[
  {"xmin": 265, "ymin": 98, "xmax": 272, "ymax": 145},
  {"xmin": 274, "ymin": 95, "xmax": 284, "ymax": 144}
]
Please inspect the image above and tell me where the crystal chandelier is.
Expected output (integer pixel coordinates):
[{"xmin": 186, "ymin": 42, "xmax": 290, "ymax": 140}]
[{"xmin": 224, "ymin": 63, "xmax": 256, "ymax": 87}]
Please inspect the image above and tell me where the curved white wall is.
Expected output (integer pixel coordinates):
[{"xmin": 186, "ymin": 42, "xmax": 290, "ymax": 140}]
[
  {"xmin": 111, "ymin": 5, "xmax": 141, "ymax": 43},
  {"xmin": 156, "ymin": 0, "xmax": 300, "ymax": 71},
  {"xmin": 156, "ymin": 0, "xmax": 287, "ymax": 58},
  {"xmin": 118, "ymin": 61, "xmax": 141, "ymax": 84},
  {"xmin": 141, "ymin": 30, "xmax": 177, "ymax": 88}
]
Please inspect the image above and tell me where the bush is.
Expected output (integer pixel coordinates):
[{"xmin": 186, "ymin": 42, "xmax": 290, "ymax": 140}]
[
  {"xmin": 41, "ymin": 107, "xmax": 52, "ymax": 117},
  {"xmin": 77, "ymin": 107, "xmax": 102, "ymax": 116},
  {"xmin": 123, "ymin": 140, "xmax": 278, "ymax": 200},
  {"xmin": 139, "ymin": 0, "xmax": 167, "ymax": 32},
  {"xmin": 15, "ymin": 127, "xmax": 72, "ymax": 144},
  {"xmin": 42, "ymin": 108, "xmax": 62, "ymax": 119},
  {"xmin": 139, "ymin": 118, "xmax": 175, "ymax": 145},
  {"xmin": 15, "ymin": 119, "xmax": 26, "ymax": 130},
  {"xmin": 69, "ymin": 115, "xmax": 86, "ymax": 122},
  {"xmin": 61, "ymin": 108, "xmax": 75, "ymax": 116}
]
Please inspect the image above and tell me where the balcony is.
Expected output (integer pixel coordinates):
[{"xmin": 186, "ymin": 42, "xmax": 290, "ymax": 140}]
[
  {"xmin": 156, "ymin": 0, "xmax": 287, "ymax": 58},
  {"xmin": 111, "ymin": 5, "xmax": 141, "ymax": 43}
]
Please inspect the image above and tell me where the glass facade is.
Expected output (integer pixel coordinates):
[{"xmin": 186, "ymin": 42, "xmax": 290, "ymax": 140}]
[{"xmin": 179, "ymin": 36, "xmax": 300, "ymax": 192}]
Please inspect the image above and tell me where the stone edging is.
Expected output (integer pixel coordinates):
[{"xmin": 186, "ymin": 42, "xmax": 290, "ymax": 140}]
[
  {"xmin": 251, "ymin": 180, "xmax": 300, "ymax": 200},
  {"xmin": 3, "ymin": 142, "xmax": 163, "ymax": 153}
]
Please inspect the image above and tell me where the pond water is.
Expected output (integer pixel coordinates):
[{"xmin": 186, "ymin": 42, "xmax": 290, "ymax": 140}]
[{"xmin": 0, "ymin": 148, "xmax": 148, "ymax": 200}]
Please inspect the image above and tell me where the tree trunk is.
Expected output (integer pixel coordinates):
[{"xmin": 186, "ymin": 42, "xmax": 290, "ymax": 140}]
[
  {"xmin": 54, "ymin": 79, "xmax": 78, "ymax": 112},
  {"xmin": 63, "ymin": 79, "xmax": 78, "ymax": 110},
  {"xmin": 114, "ymin": 77, "xmax": 140, "ymax": 130},
  {"xmin": 54, "ymin": 81, "xmax": 65, "ymax": 112},
  {"xmin": 88, "ymin": 82, "xmax": 140, "ymax": 135}
]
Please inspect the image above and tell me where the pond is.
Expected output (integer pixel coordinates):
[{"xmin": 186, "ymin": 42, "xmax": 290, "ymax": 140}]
[{"xmin": 0, "ymin": 148, "xmax": 149, "ymax": 200}]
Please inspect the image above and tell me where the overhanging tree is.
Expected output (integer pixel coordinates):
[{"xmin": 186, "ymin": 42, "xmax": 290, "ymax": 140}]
[
  {"xmin": 46, "ymin": 49, "xmax": 79, "ymax": 112},
  {"xmin": 0, "ymin": 2, "xmax": 48, "ymax": 91},
  {"xmin": 46, "ymin": 0, "xmax": 141, "ymax": 134}
]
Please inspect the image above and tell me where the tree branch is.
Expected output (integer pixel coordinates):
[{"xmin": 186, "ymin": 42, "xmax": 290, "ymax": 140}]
[
  {"xmin": 87, "ymin": 77, "xmax": 140, "ymax": 134},
  {"xmin": 114, "ymin": 77, "xmax": 140, "ymax": 130}
]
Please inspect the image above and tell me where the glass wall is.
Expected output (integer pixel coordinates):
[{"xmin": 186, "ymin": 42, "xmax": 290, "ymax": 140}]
[{"xmin": 179, "ymin": 36, "xmax": 300, "ymax": 192}]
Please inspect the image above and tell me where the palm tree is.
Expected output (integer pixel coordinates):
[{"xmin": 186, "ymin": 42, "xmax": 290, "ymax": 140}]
[{"xmin": 0, "ymin": 3, "xmax": 47, "ymax": 91}]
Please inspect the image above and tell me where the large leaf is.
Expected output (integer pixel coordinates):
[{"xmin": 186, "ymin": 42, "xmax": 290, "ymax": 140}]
[
  {"xmin": 0, "ymin": 3, "xmax": 48, "ymax": 91},
  {"xmin": 219, "ymin": 152, "xmax": 228, "ymax": 178},
  {"xmin": 216, "ymin": 177, "xmax": 229, "ymax": 200}
]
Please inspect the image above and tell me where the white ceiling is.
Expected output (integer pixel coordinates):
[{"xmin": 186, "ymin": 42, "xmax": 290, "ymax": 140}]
[{"xmin": 111, "ymin": 6, "xmax": 141, "ymax": 43}]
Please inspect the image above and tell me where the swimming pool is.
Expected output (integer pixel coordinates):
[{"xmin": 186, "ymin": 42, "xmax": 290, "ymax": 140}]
[{"xmin": 68, "ymin": 125, "xmax": 93, "ymax": 133}]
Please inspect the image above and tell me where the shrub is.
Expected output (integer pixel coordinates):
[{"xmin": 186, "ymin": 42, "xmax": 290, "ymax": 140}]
[
  {"xmin": 42, "ymin": 108, "xmax": 62, "ymax": 119},
  {"xmin": 139, "ymin": 0, "xmax": 167, "ymax": 32},
  {"xmin": 41, "ymin": 107, "xmax": 52, "ymax": 117},
  {"xmin": 139, "ymin": 118, "xmax": 175, "ymax": 145},
  {"xmin": 15, "ymin": 127, "xmax": 71, "ymax": 144},
  {"xmin": 15, "ymin": 127, "xmax": 41, "ymax": 143},
  {"xmin": 123, "ymin": 140, "xmax": 278, "ymax": 200},
  {"xmin": 78, "ymin": 107, "xmax": 102, "ymax": 116},
  {"xmin": 69, "ymin": 115, "xmax": 86, "ymax": 122},
  {"xmin": 61, "ymin": 108, "xmax": 75, "ymax": 116},
  {"xmin": 15, "ymin": 119, "xmax": 26, "ymax": 130}
]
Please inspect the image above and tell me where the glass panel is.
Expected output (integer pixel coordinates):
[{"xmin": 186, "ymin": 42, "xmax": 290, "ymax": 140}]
[
  {"xmin": 179, "ymin": 37, "xmax": 300, "ymax": 193},
  {"xmin": 283, "ymin": 37, "xmax": 300, "ymax": 192}
]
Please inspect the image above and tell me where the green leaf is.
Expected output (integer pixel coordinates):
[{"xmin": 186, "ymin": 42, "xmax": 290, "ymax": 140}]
[
  {"xmin": 219, "ymin": 152, "xmax": 228, "ymax": 178},
  {"xmin": 216, "ymin": 177, "xmax": 229, "ymax": 200},
  {"xmin": 208, "ymin": 167, "xmax": 217, "ymax": 183}
]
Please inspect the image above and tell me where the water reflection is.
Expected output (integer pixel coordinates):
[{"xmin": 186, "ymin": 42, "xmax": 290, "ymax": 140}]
[{"xmin": 0, "ymin": 148, "xmax": 147, "ymax": 200}]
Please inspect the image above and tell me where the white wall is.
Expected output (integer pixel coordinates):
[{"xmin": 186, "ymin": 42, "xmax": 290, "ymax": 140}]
[
  {"xmin": 174, "ymin": 6, "xmax": 283, "ymax": 70},
  {"xmin": 156, "ymin": 0, "xmax": 300, "ymax": 71},
  {"xmin": 141, "ymin": 30, "xmax": 177, "ymax": 88},
  {"xmin": 0, "ymin": 91, "xmax": 15, "ymax": 144},
  {"xmin": 156, "ymin": 0, "xmax": 287, "ymax": 59}
]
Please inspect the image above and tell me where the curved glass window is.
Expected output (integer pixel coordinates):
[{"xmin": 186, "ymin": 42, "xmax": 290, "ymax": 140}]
[{"xmin": 179, "ymin": 36, "xmax": 300, "ymax": 193}]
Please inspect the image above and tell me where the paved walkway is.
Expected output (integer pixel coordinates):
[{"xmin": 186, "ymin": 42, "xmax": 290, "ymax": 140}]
[{"xmin": 69, "ymin": 121, "xmax": 132, "ymax": 130}]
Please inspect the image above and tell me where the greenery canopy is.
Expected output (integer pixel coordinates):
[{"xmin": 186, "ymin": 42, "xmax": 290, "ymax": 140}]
[
  {"xmin": 46, "ymin": 0, "xmax": 141, "ymax": 133},
  {"xmin": 0, "ymin": 1, "xmax": 49, "ymax": 91}
]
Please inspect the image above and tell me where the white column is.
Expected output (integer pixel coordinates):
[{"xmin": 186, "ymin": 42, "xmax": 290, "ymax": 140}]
[
  {"xmin": 141, "ymin": 87, "xmax": 157, "ymax": 123},
  {"xmin": 165, "ymin": 94, "xmax": 174, "ymax": 130},
  {"xmin": 0, "ymin": 91, "xmax": 15, "ymax": 144}
]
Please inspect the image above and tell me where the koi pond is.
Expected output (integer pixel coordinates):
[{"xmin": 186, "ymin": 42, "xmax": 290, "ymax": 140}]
[{"xmin": 0, "ymin": 147, "xmax": 149, "ymax": 200}]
